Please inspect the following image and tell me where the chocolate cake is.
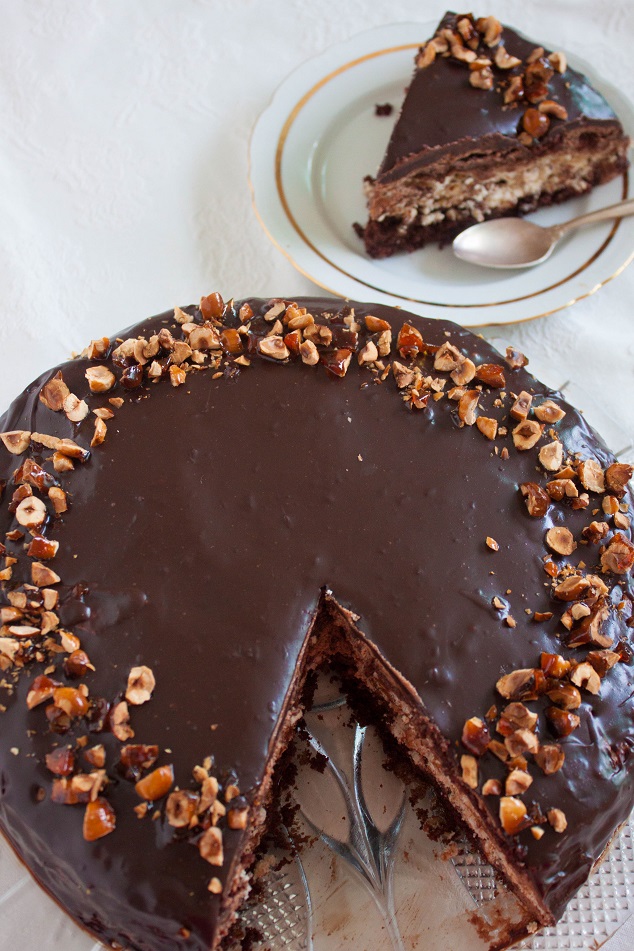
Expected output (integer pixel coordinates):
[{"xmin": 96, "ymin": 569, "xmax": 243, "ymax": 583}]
[
  {"xmin": 362, "ymin": 12, "xmax": 630, "ymax": 257},
  {"xmin": 0, "ymin": 294, "xmax": 633, "ymax": 950}
]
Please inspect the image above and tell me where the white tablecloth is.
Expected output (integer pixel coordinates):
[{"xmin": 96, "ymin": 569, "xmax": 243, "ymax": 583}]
[{"xmin": 0, "ymin": 1, "xmax": 632, "ymax": 948}]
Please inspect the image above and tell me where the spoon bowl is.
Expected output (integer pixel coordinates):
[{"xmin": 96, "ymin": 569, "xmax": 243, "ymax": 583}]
[
  {"xmin": 452, "ymin": 218, "xmax": 556, "ymax": 269},
  {"xmin": 452, "ymin": 197, "xmax": 634, "ymax": 269}
]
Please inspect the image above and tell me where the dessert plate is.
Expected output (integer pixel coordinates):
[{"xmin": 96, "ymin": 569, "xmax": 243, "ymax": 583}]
[{"xmin": 249, "ymin": 22, "xmax": 634, "ymax": 327}]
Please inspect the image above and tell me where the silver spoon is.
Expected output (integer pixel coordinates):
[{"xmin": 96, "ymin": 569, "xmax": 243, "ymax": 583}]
[{"xmin": 452, "ymin": 197, "xmax": 634, "ymax": 269}]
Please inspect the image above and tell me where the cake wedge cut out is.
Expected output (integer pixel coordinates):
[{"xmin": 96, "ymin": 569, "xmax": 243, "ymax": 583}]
[{"xmin": 362, "ymin": 12, "xmax": 630, "ymax": 257}]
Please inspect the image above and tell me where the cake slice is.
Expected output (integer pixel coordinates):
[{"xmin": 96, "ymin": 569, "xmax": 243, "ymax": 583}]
[{"xmin": 362, "ymin": 12, "xmax": 630, "ymax": 257}]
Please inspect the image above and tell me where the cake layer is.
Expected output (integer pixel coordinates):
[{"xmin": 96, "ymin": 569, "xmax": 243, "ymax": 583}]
[{"xmin": 0, "ymin": 297, "xmax": 633, "ymax": 949}]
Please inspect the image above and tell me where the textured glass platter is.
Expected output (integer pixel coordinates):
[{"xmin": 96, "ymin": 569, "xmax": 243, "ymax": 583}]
[{"xmin": 1, "ymin": 353, "xmax": 632, "ymax": 951}]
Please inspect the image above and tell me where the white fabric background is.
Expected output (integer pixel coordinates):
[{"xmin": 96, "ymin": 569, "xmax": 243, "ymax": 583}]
[{"xmin": 0, "ymin": 1, "xmax": 632, "ymax": 948}]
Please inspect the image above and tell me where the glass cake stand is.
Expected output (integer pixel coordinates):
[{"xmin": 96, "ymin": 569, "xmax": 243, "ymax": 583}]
[{"xmin": 1, "ymin": 358, "xmax": 632, "ymax": 951}]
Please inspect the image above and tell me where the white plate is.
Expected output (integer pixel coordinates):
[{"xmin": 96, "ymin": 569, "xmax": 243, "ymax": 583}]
[{"xmin": 249, "ymin": 21, "xmax": 634, "ymax": 327}]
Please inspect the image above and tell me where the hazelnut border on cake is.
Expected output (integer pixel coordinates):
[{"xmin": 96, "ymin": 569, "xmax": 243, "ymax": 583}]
[{"xmin": 0, "ymin": 294, "xmax": 633, "ymax": 950}]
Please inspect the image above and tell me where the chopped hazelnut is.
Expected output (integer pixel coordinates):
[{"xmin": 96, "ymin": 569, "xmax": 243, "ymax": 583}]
[
  {"xmin": 110, "ymin": 701, "xmax": 135, "ymax": 741},
  {"xmin": 460, "ymin": 754, "xmax": 478, "ymax": 789},
  {"xmin": 208, "ymin": 877, "xmax": 223, "ymax": 895},
  {"xmin": 538, "ymin": 440, "xmax": 563, "ymax": 472},
  {"xmin": 40, "ymin": 375, "xmax": 72, "ymax": 413},
  {"xmin": 32, "ymin": 562, "xmax": 61, "ymax": 587},
  {"xmin": 505, "ymin": 347, "xmax": 528, "ymax": 369},
  {"xmin": 166, "ymin": 790, "xmax": 200, "ymax": 828},
  {"xmin": 496, "ymin": 668, "xmax": 538, "ymax": 700},
  {"xmin": 512, "ymin": 420, "xmax": 543, "ymax": 450},
  {"xmin": 458, "ymin": 389, "xmax": 479, "ymax": 426},
  {"xmin": 601, "ymin": 534, "xmax": 634, "ymax": 574},
  {"xmin": 461, "ymin": 716, "xmax": 491, "ymax": 756},
  {"xmin": 577, "ymin": 459, "xmax": 605, "ymax": 494},
  {"xmin": 534, "ymin": 401, "xmax": 565, "ymax": 423},
  {"xmin": 545, "ymin": 526, "xmax": 576, "ymax": 556},
  {"xmin": 227, "ymin": 805, "xmax": 249, "ymax": 830},
  {"xmin": 549, "ymin": 51, "xmax": 567, "ymax": 73},
  {"xmin": 450, "ymin": 357, "xmax": 476, "ymax": 386},
  {"xmin": 85, "ymin": 366, "xmax": 116, "ymax": 393},
  {"xmin": 15, "ymin": 495, "xmax": 47, "ymax": 530},
  {"xmin": 570, "ymin": 662, "xmax": 601, "ymax": 695},
  {"xmin": 476, "ymin": 417, "xmax": 498, "ymax": 440},
  {"xmin": 505, "ymin": 769, "xmax": 533, "ymax": 796},
  {"xmin": 510, "ymin": 392, "xmax": 533, "ymax": 421},
  {"xmin": 547, "ymin": 808, "xmax": 567, "ymax": 833},
  {"xmin": 91, "ymin": 418, "xmax": 107, "ymax": 447},
  {"xmin": 199, "ymin": 826, "xmax": 224, "ymax": 866},
  {"xmin": 504, "ymin": 729, "xmax": 539, "ymax": 757},
  {"xmin": 482, "ymin": 778, "xmax": 502, "ymax": 796},
  {"xmin": 126, "ymin": 666, "xmax": 156, "ymax": 705},
  {"xmin": 582, "ymin": 520, "xmax": 609, "ymax": 544},
  {"xmin": 553, "ymin": 574, "xmax": 590, "ymax": 600},
  {"xmin": 358, "ymin": 341, "xmax": 378, "ymax": 366},
  {"xmin": 605, "ymin": 462, "xmax": 633, "ymax": 498},
  {"xmin": 433, "ymin": 341, "xmax": 464, "ymax": 372},
  {"xmin": 0, "ymin": 430, "xmax": 32, "ymax": 454},
  {"xmin": 520, "ymin": 482, "xmax": 550, "ymax": 518},
  {"xmin": 535, "ymin": 743, "xmax": 565, "ymax": 775},
  {"xmin": 299, "ymin": 340, "xmax": 319, "ymax": 366},
  {"xmin": 258, "ymin": 336, "xmax": 289, "ymax": 360}
]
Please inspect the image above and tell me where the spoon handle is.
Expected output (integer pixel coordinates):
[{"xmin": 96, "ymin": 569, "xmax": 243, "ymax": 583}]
[{"xmin": 549, "ymin": 197, "xmax": 634, "ymax": 238}]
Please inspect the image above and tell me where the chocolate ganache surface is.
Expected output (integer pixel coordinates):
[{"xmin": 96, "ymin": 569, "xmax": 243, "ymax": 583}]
[
  {"xmin": 0, "ymin": 296, "xmax": 633, "ymax": 950},
  {"xmin": 378, "ymin": 12, "xmax": 622, "ymax": 184}
]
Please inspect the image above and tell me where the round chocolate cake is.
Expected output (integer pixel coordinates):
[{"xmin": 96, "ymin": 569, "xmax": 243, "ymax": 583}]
[{"xmin": 0, "ymin": 295, "xmax": 632, "ymax": 951}]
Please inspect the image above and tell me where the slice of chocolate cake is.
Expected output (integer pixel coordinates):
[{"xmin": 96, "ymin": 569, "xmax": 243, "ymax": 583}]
[
  {"xmin": 0, "ymin": 295, "xmax": 633, "ymax": 950},
  {"xmin": 362, "ymin": 12, "xmax": 630, "ymax": 257}
]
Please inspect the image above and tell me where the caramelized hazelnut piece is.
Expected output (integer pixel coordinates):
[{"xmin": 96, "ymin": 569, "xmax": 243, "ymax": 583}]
[
  {"xmin": 577, "ymin": 459, "xmax": 605, "ymax": 494},
  {"xmin": 53, "ymin": 687, "xmax": 90, "ymax": 719},
  {"xmin": 476, "ymin": 417, "xmax": 497, "ymax": 440},
  {"xmin": 547, "ymin": 683, "xmax": 581, "ymax": 710},
  {"xmin": 199, "ymin": 826, "xmax": 224, "ymax": 866},
  {"xmin": 64, "ymin": 649, "xmax": 95, "ymax": 679},
  {"xmin": 499, "ymin": 796, "xmax": 529, "ymax": 835},
  {"xmin": 522, "ymin": 107, "xmax": 550, "ymax": 139},
  {"xmin": 534, "ymin": 400, "xmax": 565, "ymax": 423},
  {"xmin": 83, "ymin": 797, "xmax": 116, "ymax": 841},
  {"xmin": 199, "ymin": 292, "xmax": 224, "ymax": 321},
  {"xmin": 545, "ymin": 707, "xmax": 580, "ymax": 737},
  {"xmin": 461, "ymin": 716, "xmax": 490, "ymax": 756},
  {"xmin": 135, "ymin": 764, "xmax": 174, "ymax": 801},
  {"xmin": 605, "ymin": 462, "xmax": 633, "ymax": 498},
  {"xmin": 27, "ymin": 674, "xmax": 59, "ymax": 709},
  {"xmin": 119, "ymin": 744, "xmax": 159, "ymax": 781},
  {"xmin": 397, "ymin": 323, "xmax": 424, "ymax": 358},
  {"xmin": 519, "ymin": 482, "xmax": 550, "ymax": 518},
  {"xmin": 45, "ymin": 747, "xmax": 75, "ymax": 776},
  {"xmin": 510, "ymin": 391, "xmax": 533, "ymax": 421},
  {"xmin": 505, "ymin": 769, "xmax": 533, "ymax": 796},
  {"xmin": 475, "ymin": 364, "xmax": 505, "ymax": 388}
]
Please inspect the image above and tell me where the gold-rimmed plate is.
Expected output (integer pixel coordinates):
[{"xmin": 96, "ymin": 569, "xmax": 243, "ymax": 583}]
[{"xmin": 249, "ymin": 21, "xmax": 634, "ymax": 327}]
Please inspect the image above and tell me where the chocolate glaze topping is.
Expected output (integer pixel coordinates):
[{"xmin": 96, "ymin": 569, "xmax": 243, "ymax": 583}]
[
  {"xmin": 0, "ymin": 297, "xmax": 632, "ymax": 950},
  {"xmin": 378, "ymin": 12, "xmax": 622, "ymax": 184}
]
